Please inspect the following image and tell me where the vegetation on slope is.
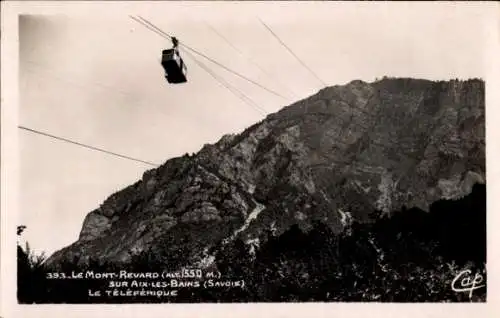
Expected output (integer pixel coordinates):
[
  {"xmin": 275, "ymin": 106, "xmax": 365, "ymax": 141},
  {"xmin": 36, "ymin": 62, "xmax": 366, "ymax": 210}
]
[{"xmin": 17, "ymin": 184, "xmax": 486, "ymax": 303}]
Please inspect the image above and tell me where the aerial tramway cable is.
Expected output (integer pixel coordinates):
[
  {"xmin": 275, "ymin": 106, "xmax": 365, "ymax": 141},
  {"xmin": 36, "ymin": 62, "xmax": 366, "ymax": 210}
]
[
  {"xmin": 20, "ymin": 16, "xmax": 293, "ymax": 167},
  {"xmin": 130, "ymin": 15, "xmax": 289, "ymax": 101},
  {"xmin": 130, "ymin": 15, "xmax": 268, "ymax": 115},
  {"xmin": 19, "ymin": 126, "xmax": 160, "ymax": 167},
  {"xmin": 183, "ymin": 49, "xmax": 267, "ymax": 115},
  {"xmin": 203, "ymin": 20, "xmax": 299, "ymax": 101},
  {"xmin": 19, "ymin": 16, "xmax": 342, "ymax": 168},
  {"xmin": 258, "ymin": 17, "xmax": 327, "ymax": 88}
]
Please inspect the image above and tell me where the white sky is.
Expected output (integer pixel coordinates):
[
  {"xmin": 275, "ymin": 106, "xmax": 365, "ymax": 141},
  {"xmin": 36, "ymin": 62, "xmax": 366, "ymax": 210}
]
[{"xmin": 15, "ymin": 2, "xmax": 492, "ymax": 256}]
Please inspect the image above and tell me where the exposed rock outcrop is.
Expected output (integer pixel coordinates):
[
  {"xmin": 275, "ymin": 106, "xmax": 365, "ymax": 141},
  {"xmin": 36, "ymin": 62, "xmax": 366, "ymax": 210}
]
[{"xmin": 45, "ymin": 78, "xmax": 485, "ymax": 269}]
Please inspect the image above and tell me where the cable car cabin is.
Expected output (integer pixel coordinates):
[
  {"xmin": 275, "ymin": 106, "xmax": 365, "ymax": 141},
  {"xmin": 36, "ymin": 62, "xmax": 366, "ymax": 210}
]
[{"xmin": 161, "ymin": 49, "xmax": 187, "ymax": 84}]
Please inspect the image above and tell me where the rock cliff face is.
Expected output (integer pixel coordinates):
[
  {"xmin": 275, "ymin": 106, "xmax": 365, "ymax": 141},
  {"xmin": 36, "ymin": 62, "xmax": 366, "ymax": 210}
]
[{"xmin": 45, "ymin": 78, "xmax": 485, "ymax": 269}]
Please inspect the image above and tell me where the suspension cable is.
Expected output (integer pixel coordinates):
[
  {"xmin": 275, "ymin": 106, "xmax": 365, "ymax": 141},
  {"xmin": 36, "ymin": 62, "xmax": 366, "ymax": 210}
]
[
  {"xmin": 203, "ymin": 20, "xmax": 298, "ymax": 100},
  {"xmin": 258, "ymin": 17, "xmax": 326, "ymax": 88},
  {"xmin": 19, "ymin": 126, "xmax": 160, "ymax": 167},
  {"xmin": 130, "ymin": 15, "xmax": 289, "ymax": 100},
  {"xmin": 183, "ymin": 49, "xmax": 267, "ymax": 115},
  {"xmin": 130, "ymin": 15, "xmax": 268, "ymax": 116}
]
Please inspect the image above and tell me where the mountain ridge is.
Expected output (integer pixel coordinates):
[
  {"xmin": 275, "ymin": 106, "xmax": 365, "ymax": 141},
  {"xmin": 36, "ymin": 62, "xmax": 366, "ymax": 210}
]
[{"xmin": 45, "ymin": 77, "xmax": 485, "ymax": 270}]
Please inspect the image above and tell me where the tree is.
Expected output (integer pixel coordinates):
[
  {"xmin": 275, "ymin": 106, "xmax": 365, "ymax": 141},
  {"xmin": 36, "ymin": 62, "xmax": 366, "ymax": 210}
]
[
  {"xmin": 17, "ymin": 225, "xmax": 47, "ymax": 303},
  {"xmin": 17, "ymin": 225, "xmax": 26, "ymax": 236}
]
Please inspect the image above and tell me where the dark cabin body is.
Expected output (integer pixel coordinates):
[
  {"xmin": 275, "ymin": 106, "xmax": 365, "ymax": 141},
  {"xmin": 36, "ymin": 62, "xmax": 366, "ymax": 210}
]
[{"xmin": 161, "ymin": 49, "xmax": 187, "ymax": 84}]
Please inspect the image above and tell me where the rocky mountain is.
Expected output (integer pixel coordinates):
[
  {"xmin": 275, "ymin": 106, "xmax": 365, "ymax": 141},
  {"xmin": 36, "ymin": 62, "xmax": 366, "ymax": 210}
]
[{"xmin": 45, "ymin": 77, "xmax": 485, "ymax": 275}]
